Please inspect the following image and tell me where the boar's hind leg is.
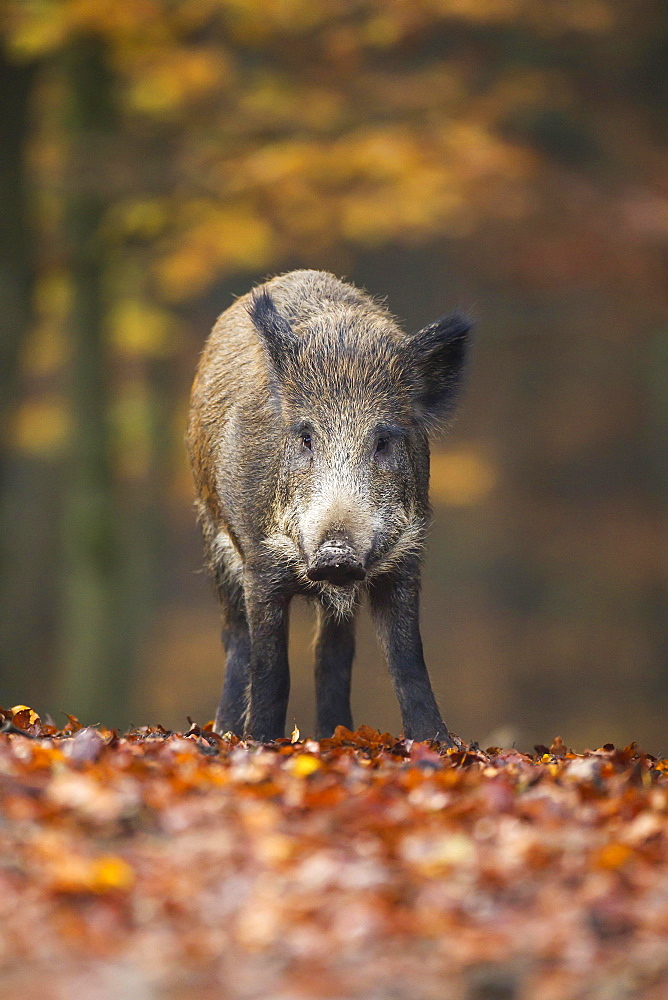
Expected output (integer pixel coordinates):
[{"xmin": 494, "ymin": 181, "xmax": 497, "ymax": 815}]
[
  {"xmin": 369, "ymin": 567, "xmax": 455, "ymax": 748},
  {"xmin": 243, "ymin": 572, "xmax": 291, "ymax": 743},
  {"xmin": 314, "ymin": 604, "xmax": 356, "ymax": 739},
  {"xmin": 214, "ymin": 579, "xmax": 251, "ymax": 736}
]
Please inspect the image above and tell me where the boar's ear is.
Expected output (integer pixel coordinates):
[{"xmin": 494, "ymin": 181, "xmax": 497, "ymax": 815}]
[
  {"xmin": 248, "ymin": 289, "xmax": 300, "ymax": 379},
  {"xmin": 408, "ymin": 312, "xmax": 473, "ymax": 425}
]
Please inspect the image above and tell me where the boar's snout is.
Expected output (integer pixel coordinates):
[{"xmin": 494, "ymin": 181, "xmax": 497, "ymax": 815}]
[{"xmin": 306, "ymin": 538, "xmax": 366, "ymax": 585}]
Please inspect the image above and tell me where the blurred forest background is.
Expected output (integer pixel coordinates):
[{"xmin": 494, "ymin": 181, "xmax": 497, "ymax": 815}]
[{"xmin": 1, "ymin": 0, "xmax": 667, "ymax": 751}]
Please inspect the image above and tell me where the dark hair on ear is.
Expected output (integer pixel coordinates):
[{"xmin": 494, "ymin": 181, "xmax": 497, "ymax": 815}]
[
  {"xmin": 248, "ymin": 289, "xmax": 300, "ymax": 376},
  {"xmin": 408, "ymin": 311, "xmax": 474, "ymax": 427}
]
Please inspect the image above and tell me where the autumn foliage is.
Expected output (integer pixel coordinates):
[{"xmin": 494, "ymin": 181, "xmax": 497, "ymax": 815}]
[{"xmin": 2, "ymin": 705, "xmax": 668, "ymax": 999}]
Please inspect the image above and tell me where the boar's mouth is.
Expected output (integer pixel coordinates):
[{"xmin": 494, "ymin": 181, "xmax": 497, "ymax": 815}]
[{"xmin": 305, "ymin": 539, "xmax": 366, "ymax": 586}]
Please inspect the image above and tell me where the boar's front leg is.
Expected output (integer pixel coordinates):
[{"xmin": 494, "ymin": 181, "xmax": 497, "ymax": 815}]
[
  {"xmin": 314, "ymin": 604, "xmax": 355, "ymax": 739},
  {"xmin": 369, "ymin": 565, "xmax": 455, "ymax": 747},
  {"xmin": 243, "ymin": 571, "xmax": 291, "ymax": 742},
  {"xmin": 215, "ymin": 595, "xmax": 251, "ymax": 736}
]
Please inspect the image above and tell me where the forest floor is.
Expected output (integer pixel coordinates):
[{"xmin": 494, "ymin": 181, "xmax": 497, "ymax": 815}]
[{"xmin": 0, "ymin": 707, "xmax": 667, "ymax": 1000}]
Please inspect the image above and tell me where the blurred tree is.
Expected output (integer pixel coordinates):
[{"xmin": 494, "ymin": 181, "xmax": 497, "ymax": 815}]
[
  {"xmin": 58, "ymin": 38, "xmax": 123, "ymax": 720},
  {"xmin": 0, "ymin": 50, "xmax": 35, "ymax": 472},
  {"xmin": 0, "ymin": 48, "xmax": 40, "ymax": 706}
]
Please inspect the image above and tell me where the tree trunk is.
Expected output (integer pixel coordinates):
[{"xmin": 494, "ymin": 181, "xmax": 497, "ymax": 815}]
[
  {"xmin": 57, "ymin": 39, "xmax": 127, "ymax": 725},
  {"xmin": 0, "ymin": 51, "xmax": 41, "ymax": 703},
  {"xmin": 0, "ymin": 53, "xmax": 35, "ymax": 467}
]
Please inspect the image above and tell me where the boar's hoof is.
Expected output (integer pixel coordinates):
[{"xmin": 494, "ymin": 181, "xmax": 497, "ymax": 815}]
[{"xmin": 306, "ymin": 541, "xmax": 366, "ymax": 585}]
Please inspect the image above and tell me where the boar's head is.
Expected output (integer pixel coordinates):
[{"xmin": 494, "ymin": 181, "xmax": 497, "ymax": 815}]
[{"xmin": 250, "ymin": 289, "xmax": 471, "ymax": 617}]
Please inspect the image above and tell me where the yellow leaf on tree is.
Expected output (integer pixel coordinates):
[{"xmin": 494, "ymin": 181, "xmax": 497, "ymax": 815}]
[
  {"xmin": 6, "ymin": 4, "xmax": 67, "ymax": 58},
  {"xmin": 10, "ymin": 399, "xmax": 70, "ymax": 457},
  {"xmin": 430, "ymin": 448, "xmax": 496, "ymax": 506},
  {"xmin": 109, "ymin": 299, "xmax": 177, "ymax": 358},
  {"xmin": 112, "ymin": 199, "xmax": 170, "ymax": 240},
  {"xmin": 156, "ymin": 207, "xmax": 274, "ymax": 300},
  {"xmin": 127, "ymin": 48, "xmax": 230, "ymax": 117}
]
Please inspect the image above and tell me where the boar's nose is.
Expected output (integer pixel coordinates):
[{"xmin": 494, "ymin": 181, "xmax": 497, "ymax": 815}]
[{"xmin": 306, "ymin": 539, "xmax": 366, "ymax": 585}]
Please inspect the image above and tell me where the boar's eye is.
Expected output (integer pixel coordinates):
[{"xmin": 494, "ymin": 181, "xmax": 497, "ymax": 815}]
[
  {"xmin": 301, "ymin": 432, "xmax": 312, "ymax": 451},
  {"xmin": 373, "ymin": 424, "xmax": 403, "ymax": 457}
]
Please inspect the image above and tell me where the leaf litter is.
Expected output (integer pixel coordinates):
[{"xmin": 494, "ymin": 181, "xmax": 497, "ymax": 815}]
[{"xmin": 0, "ymin": 706, "xmax": 667, "ymax": 1000}]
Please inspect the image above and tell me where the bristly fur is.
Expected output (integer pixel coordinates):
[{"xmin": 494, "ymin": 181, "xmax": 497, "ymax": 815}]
[
  {"xmin": 408, "ymin": 311, "xmax": 473, "ymax": 430},
  {"xmin": 187, "ymin": 269, "xmax": 473, "ymax": 744},
  {"xmin": 248, "ymin": 289, "xmax": 301, "ymax": 376}
]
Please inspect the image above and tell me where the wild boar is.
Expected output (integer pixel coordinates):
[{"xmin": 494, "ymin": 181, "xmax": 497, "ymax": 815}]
[{"xmin": 187, "ymin": 270, "xmax": 472, "ymax": 745}]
